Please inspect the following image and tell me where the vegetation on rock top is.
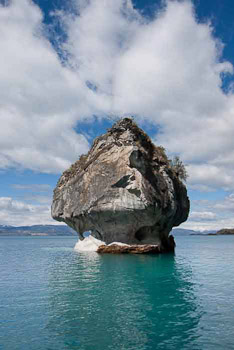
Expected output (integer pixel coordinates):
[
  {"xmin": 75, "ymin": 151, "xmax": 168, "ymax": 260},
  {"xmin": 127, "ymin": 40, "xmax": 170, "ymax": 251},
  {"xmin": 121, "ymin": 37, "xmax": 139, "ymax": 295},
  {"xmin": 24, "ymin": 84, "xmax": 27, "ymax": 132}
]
[{"xmin": 56, "ymin": 117, "xmax": 188, "ymax": 189}]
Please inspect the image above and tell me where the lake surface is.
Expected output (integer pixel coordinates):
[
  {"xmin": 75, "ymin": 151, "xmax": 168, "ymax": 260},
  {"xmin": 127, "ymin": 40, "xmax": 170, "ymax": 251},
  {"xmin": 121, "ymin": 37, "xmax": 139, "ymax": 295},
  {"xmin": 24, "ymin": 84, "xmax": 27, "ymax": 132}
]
[{"xmin": 0, "ymin": 235, "xmax": 234, "ymax": 350}]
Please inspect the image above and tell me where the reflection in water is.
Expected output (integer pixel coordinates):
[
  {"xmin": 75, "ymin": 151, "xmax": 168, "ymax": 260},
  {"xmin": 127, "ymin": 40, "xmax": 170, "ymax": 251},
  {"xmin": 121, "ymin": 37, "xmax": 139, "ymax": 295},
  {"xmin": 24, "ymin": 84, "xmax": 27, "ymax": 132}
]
[{"xmin": 46, "ymin": 252, "xmax": 202, "ymax": 350}]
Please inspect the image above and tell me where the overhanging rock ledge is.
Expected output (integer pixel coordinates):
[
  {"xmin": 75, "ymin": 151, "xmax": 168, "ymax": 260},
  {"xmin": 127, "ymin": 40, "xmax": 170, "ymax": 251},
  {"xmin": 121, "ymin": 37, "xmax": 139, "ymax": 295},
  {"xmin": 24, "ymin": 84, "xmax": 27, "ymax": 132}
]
[{"xmin": 51, "ymin": 118, "xmax": 190, "ymax": 253}]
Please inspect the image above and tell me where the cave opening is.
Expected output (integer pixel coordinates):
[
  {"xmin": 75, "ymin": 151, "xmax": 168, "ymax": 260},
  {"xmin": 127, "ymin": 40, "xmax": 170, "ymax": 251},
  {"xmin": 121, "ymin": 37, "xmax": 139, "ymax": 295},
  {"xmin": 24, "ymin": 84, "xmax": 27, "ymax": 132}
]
[{"xmin": 135, "ymin": 226, "xmax": 152, "ymax": 242}]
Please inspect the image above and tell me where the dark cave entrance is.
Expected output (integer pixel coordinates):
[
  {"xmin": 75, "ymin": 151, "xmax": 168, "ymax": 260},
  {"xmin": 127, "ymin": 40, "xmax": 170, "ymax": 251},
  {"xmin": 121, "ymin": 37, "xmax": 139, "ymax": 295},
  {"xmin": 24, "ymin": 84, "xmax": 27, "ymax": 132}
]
[{"xmin": 135, "ymin": 226, "xmax": 152, "ymax": 242}]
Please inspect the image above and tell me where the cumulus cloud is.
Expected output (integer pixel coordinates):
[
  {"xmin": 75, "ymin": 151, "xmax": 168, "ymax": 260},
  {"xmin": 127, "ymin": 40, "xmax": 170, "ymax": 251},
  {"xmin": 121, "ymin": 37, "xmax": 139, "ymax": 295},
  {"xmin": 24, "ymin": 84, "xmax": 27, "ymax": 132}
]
[
  {"xmin": 181, "ymin": 193, "xmax": 234, "ymax": 231},
  {"xmin": 63, "ymin": 0, "xmax": 234, "ymax": 191},
  {"xmin": 1, "ymin": 0, "xmax": 234, "ymax": 193},
  {"xmin": 0, "ymin": 182, "xmax": 56, "ymax": 225},
  {"xmin": 189, "ymin": 211, "xmax": 217, "ymax": 221},
  {"xmin": 0, "ymin": 196, "xmax": 54, "ymax": 226},
  {"xmin": 0, "ymin": 0, "xmax": 91, "ymax": 173},
  {"xmin": 186, "ymin": 164, "xmax": 234, "ymax": 192},
  {"xmin": 213, "ymin": 193, "xmax": 234, "ymax": 212}
]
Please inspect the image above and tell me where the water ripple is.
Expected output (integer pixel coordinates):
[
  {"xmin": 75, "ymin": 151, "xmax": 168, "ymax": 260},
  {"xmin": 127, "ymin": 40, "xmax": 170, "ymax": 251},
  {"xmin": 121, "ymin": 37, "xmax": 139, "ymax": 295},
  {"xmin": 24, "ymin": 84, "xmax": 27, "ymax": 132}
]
[{"xmin": 0, "ymin": 236, "xmax": 234, "ymax": 349}]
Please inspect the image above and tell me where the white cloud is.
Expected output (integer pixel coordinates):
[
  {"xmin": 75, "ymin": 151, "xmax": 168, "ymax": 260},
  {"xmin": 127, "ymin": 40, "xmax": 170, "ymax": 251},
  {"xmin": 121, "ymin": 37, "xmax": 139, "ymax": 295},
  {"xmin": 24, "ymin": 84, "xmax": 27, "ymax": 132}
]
[
  {"xmin": 64, "ymin": 0, "xmax": 234, "ymax": 191},
  {"xmin": 0, "ymin": 196, "xmax": 54, "ymax": 226},
  {"xmin": 12, "ymin": 184, "xmax": 52, "ymax": 192},
  {"xmin": 0, "ymin": 182, "xmax": 57, "ymax": 225},
  {"xmin": 0, "ymin": 0, "xmax": 91, "ymax": 173},
  {"xmin": 189, "ymin": 211, "xmax": 217, "ymax": 221},
  {"xmin": 186, "ymin": 164, "xmax": 234, "ymax": 192},
  {"xmin": 181, "ymin": 193, "xmax": 234, "ymax": 231},
  {"xmin": 213, "ymin": 193, "xmax": 234, "ymax": 212},
  {"xmin": 1, "ymin": 0, "xmax": 234, "ymax": 193},
  {"xmin": 25, "ymin": 195, "xmax": 52, "ymax": 204}
]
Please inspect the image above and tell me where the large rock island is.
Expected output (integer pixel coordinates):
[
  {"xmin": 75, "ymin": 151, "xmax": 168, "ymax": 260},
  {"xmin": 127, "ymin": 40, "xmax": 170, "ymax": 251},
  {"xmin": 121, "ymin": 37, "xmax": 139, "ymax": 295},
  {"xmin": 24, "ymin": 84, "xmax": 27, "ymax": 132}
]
[{"xmin": 51, "ymin": 118, "xmax": 190, "ymax": 253}]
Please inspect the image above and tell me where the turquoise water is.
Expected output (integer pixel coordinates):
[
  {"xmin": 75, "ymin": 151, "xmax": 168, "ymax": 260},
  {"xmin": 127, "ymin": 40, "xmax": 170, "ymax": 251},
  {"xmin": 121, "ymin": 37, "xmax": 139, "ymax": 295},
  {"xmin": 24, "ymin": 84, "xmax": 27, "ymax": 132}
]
[{"xmin": 0, "ymin": 235, "xmax": 234, "ymax": 350}]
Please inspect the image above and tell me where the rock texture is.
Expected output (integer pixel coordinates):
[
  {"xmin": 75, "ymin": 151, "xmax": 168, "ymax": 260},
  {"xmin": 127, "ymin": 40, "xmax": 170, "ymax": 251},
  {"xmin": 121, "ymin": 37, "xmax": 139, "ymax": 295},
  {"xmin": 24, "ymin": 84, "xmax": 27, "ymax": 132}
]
[
  {"xmin": 98, "ymin": 243, "xmax": 161, "ymax": 254},
  {"xmin": 51, "ymin": 118, "xmax": 190, "ymax": 253}
]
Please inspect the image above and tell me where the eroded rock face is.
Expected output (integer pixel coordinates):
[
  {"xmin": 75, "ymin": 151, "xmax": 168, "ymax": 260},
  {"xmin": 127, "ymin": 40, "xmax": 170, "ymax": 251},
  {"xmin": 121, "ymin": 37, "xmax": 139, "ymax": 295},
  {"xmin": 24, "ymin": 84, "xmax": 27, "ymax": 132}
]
[
  {"xmin": 97, "ymin": 244, "xmax": 161, "ymax": 254},
  {"xmin": 51, "ymin": 118, "xmax": 190, "ymax": 252}
]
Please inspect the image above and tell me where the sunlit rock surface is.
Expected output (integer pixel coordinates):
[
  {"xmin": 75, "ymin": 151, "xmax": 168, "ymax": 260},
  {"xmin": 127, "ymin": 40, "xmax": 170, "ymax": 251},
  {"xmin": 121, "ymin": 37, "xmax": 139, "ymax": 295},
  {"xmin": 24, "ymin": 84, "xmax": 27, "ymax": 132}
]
[
  {"xmin": 74, "ymin": 236, "xmax": 105, "ymax": 252},
  {"xmin": 52, "ymin": 118, "xmax": 190, "ymax": 253},
  {"xmin": 97, "ymin": 243, "xmax": 161, "ymax": 254}
]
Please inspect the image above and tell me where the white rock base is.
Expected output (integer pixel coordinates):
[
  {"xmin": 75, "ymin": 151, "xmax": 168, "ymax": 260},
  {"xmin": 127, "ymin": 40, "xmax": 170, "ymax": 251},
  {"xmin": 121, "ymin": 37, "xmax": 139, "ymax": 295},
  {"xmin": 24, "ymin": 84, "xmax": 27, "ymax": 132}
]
[{"xmin": 74, "ymin": 236, "xmax": 106, "ymax": 252}]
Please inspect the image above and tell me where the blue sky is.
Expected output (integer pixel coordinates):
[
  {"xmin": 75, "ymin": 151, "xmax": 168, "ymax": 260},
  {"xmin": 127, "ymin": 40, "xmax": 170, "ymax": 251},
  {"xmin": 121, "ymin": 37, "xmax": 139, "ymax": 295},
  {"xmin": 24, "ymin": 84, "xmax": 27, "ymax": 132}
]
[{"xmin": 1, "ymin": 0, "xmax": 234, "ymax": 230}]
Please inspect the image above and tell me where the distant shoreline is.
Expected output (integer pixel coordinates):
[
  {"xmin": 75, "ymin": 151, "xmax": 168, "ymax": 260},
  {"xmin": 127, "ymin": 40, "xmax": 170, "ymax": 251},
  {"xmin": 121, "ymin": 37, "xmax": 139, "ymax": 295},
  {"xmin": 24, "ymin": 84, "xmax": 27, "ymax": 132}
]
[
  {"xmin": 1, "ymin": 226, "xmax": 234, "ymax": 237},
  {"xmin": 0, "ymin": 224, "xmax": 76, "ymax": 237},
  {"xmin": 190, "ymin": 233, "xmax": 234, "ymax": 236},
  {"xmin": 191, "ymin": 228, "xmax": 234, "ymax": 236}
]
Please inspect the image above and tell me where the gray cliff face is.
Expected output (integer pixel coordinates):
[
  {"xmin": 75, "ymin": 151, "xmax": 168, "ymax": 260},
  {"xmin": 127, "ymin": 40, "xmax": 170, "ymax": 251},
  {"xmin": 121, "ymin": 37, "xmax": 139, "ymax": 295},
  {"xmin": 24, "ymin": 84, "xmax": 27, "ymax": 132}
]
[{"xmin": 51, "ymin": 118, "xmax": 190, "ymax": 252}]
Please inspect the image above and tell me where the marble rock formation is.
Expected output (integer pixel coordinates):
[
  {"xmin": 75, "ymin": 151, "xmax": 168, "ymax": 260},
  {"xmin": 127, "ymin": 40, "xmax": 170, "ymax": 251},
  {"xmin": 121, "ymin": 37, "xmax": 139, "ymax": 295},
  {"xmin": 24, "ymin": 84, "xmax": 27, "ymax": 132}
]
[
  {"xmin": 97, "ymin": 243, "xmax": 161, "ymax": 254},
  {"xmin": 51, "ymin": 118, "xmax": 190, "ymax": 253}
]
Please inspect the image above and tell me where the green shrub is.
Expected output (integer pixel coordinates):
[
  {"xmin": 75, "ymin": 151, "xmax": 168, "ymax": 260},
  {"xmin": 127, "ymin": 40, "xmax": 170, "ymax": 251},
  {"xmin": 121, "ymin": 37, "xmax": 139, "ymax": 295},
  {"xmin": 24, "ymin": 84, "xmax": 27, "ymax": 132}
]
[{"xmin": 170, "ymin": 156, "xmax": 188, "ymax": 182}]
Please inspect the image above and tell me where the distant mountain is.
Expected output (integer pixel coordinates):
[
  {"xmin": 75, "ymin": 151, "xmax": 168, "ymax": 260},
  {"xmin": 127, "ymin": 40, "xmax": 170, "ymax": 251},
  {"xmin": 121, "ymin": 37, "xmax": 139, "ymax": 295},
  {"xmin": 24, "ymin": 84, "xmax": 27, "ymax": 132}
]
[
  {"xmin": 0, "ymin": 226, "xmax": 201, "ymax": 237},
  {"xmin": 172, "ymin": 228, "xmax": 200, "ymax": 236},
  {"xmin": 0, "ymin": 225, "xmax": 76, "ymax": 236},
  {"xmin": 172, "ymin": 228, "xmax": 217, "ymax": 236},
  {"xmin": 0, "ymin": 225, "xmax": 222, "ymax": 237}
]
